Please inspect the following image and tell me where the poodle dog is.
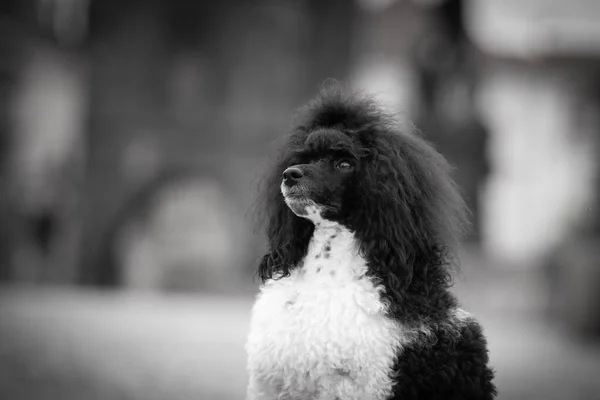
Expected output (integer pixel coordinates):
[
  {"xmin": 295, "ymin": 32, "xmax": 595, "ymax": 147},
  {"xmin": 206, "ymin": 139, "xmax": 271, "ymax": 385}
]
[{"xmin": 245, "ymin": 88, "xmax": 496, "ymax": 400}]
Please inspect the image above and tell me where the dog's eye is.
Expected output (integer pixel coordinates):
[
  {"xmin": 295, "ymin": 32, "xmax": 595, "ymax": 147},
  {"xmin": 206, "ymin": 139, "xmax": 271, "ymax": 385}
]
[{"xmin": 336, "ymin": 160, "xmax": 353, "ymax": 170}]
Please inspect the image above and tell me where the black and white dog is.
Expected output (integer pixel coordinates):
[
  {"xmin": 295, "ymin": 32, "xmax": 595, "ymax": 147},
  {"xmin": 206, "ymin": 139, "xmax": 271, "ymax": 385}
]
[{"xmin": 245, "ymin": 88, "xmax": 496, "ymax": 400}]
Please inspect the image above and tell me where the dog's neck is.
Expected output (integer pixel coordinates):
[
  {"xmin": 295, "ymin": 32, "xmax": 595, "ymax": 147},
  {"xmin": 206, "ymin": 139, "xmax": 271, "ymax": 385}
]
[
  {"xmin": 300, "ymin": 218, "xmax": 367, "ymax": 280},
  {"xmin": 307, "ymin": 224, "xmax": 354, "ymax": 258},
  {"xmin": 294, "ymin": 205, "xmax": 457, "ymax": 323},
  {"xmin": 287, "ymin": 203, "xmax": 365, "ymax": 276}
]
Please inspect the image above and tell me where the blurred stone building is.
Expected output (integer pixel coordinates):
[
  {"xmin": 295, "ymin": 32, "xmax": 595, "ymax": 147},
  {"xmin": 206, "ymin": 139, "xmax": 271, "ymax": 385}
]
[
  {"xmin": 1, "ymin": 0, "xmax": 599, "ymax": 334},
  {"xmin": 0, "ymin": 0, "xmax": 360, "ymax": 292},
  {"xmin": 466, "ymin": 0, "xmax": 600, "ymax": 334}
]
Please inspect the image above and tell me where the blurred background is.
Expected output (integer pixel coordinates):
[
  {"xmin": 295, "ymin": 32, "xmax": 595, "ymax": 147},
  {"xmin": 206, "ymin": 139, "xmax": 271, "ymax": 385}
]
[{"xmin": 1, "ymin": 0, "xmax": 599, "ymax": 399}]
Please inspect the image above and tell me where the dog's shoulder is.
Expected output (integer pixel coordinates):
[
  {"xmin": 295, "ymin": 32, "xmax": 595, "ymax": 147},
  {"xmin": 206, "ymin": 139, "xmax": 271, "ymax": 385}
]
[{"xmin": 390, "ymin": 311, "xmax": 497, "ymax": 400}]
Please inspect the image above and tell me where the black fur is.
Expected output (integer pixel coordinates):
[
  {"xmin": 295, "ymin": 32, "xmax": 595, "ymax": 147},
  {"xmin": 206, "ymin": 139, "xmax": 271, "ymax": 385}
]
[
  {"xmin": 255, "ymin": 87, "xmax": 496, "ymax": 399},
  {"xmin": 391, "ymin": 319, "xmax": 496, "ymax": 400}
]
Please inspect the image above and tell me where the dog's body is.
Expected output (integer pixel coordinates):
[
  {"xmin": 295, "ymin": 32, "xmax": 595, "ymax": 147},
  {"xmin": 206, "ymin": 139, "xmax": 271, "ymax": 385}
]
[
  {"xmin": 246, "ymin": 89, "xmax": 496, "ymax": 400},
  {"xmin": 247, "ymin": 214, "xmax": 403, "ymax": 399}
]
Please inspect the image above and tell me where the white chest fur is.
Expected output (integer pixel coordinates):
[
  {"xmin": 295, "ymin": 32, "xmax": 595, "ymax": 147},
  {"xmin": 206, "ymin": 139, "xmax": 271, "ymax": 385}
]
[{"xmin": 246, "ymin": 224, "xmax": 408, "ymax": 400}]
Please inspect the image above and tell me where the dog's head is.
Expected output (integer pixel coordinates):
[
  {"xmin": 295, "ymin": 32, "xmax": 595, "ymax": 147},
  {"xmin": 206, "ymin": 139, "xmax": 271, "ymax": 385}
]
[
  {"xmin": 280, "ymin": 128, "xmax": 360, "ymax": 224},
  {"xmin": 256, "ymin": 88, "xmax": 468, "ymax": 301}
]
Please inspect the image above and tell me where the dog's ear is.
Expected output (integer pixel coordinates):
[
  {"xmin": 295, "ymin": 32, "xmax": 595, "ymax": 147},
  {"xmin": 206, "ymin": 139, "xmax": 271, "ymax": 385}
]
[
  {"xmin": 255, "ymin": 129, "xmax": 314, "ymax": 283},
  {"xmin": 351, "ymin": 128, "xmax": 468, "ymax": 298},
  {"xmin": 257, "ymin": 199, "xmax": 314, "ymax": 282},
  {"xmin": 257, "ymin": 252, "xmax": 276, "ymax": 283}
]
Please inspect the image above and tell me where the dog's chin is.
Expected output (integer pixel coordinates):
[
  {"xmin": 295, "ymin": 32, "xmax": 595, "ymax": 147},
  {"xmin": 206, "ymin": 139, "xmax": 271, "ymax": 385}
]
[
  {"xmin": 283, "ymin": 194, "xmax": 314, "ymax": 217},
  {"xmin": 281, "ymin": 183, "xmax": 340, "ymax": 225},
  {"xmin": 282, "ymin": 194, "xmax": 341, "ymax": 228}
]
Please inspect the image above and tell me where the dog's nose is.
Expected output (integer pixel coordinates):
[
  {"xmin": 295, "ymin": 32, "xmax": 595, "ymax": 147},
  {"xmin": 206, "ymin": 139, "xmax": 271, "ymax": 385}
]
[{"xmin": 282, "ymin": 167, "xmax": 303, "ymax": 185}]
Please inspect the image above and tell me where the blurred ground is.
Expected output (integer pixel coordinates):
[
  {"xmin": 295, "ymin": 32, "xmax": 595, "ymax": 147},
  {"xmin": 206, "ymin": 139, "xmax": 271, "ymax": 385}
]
[
  {"xmin": 2, "ymin": 250, "xmax": 600, "ymax": 400},
  {"xmin": 0, "ymin": 288, "xmax": 251, "ymax": 400}
]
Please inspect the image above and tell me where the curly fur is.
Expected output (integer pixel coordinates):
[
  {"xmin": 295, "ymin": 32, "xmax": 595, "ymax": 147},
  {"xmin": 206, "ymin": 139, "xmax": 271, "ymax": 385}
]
[{"xmin": 246, "ymin": 87, "xmax": 496, "ymax": 400}]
